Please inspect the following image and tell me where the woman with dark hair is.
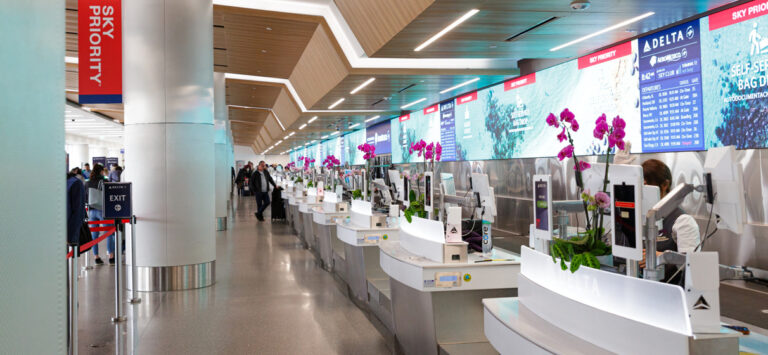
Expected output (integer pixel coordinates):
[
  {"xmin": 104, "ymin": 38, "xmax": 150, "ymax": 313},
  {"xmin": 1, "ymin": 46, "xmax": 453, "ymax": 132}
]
[
  {"xmin": 641, "ymin": 159, "xmax": 701, "ymax": 281},
  {"xmin": 87, "ymin": 164, "xmax": 114, "ymax": 264}
]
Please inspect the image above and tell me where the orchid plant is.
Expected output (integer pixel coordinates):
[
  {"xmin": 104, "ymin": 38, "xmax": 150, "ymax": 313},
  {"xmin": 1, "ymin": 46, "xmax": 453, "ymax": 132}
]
[
  {"xmin": 322, "ymin": 155, "xmax": 341, "ymax": 189},
  {"xmin": 546, "ymin": 108, "xmax": 626, "ymax": 273},
  {"xmin": 402, "ymin": 140, "xmax": 443, "ymax": 223},
  {"xmin": 357, "ymin": 143, "xmax": 377, "ymax": 200}
]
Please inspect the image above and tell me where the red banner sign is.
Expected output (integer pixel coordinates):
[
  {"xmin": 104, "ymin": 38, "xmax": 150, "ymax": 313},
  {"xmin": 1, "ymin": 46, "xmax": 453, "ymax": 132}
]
[
  {"xmin": 577, "ymin": 41, "xmax": 632, "ymax": 70},
  {"xmin": 709, "ymin": 0, "xmax": 768, "ymax": 31},
  {"xmin": 504, "ymin": 73, "xmax": 536, "ymax": 91},
  {"xmin": 399, "ymin": 114, "xmax": 411, "ymax": 122},
  {"xmin": 423, "ymin": 104, "xmax": 439, "ymax": 115},
  {"xmin": 78, "ymin": 0, "xmax": 122, "ymax": 104},
  {"xmin": 456, "ymin": 92, "xmax": 478, "ymax": 105}
]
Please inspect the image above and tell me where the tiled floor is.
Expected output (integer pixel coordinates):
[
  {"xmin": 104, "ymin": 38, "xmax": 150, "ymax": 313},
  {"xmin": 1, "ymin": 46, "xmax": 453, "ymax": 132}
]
[{"xmin": 76, "ymin": 194, "xmax": 389, "ymax": 354}]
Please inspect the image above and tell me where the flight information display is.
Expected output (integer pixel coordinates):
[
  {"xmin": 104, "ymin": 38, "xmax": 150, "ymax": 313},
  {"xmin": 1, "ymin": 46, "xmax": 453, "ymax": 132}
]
[
  {"xmin": 343, "ymin": 129, "xmax": 367, "ymax": 166},
  {"xmin": 639, "ymin": 20, "xmax": 705, "ymax": 152},
  {"xmin": 366, "ymin": 120, "xmax": 392, "ymax": 154},
  {"xmin": 439, "ymin": 100, "xmax": 457, "ymax": 162}
]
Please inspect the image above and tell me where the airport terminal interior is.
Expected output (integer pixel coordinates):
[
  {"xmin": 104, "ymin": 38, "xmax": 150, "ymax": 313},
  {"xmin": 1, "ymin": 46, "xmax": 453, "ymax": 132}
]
[{"xmin": 5, "ymin": 0, "xmax": 768, "ymax": 354}]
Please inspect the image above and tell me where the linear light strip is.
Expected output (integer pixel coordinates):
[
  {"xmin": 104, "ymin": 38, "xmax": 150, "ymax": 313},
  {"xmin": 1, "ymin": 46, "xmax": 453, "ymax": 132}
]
[
  {"xmin": 308, "ymin": 116, "xmax": 318, "ymax": 123},
  {"xmin": 401, "ymin": 98, "xmax": 426, "ymax": 109},
  {"xmin": 550, "ymin": 12, "xmax": 655, "ymax": 52},
  {"xmin": 349, "ymin": 123, "xmax": 359, "ymax": 129},
  {"xmin": 350, "ymin": 77, "xmax": 375, "ymax": 94},
  {"xmin": 440, "ymin": 77, "xmax": 480, "ymax": 94},
  {"xmin": 365, "ymin": 115, "xmax": 380, "ymax": 123},
  {"xmin": 415, "ymin": 9, "xmax": 479, "ymax": 52},
  {"xmin": 328, "ymin": 98, "xmax": 345, "ymax": 109},
  {"xmin": 299, "ymin": 124, "xmax": 307, "ymax": 130}
]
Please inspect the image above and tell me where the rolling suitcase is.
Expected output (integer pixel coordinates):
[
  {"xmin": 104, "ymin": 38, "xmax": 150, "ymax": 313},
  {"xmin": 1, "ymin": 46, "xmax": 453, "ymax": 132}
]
[{"xmin": 271, "ymin": 187, "xmax": 286, "ymax": 221}]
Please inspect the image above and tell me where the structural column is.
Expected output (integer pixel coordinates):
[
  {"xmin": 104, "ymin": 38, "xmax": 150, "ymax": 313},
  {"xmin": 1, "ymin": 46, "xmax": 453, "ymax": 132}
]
[
  {"xmin": 0, "ymin": 1, "xmax": 66, "ymax": 352},
  {"xmin": 214, "ymin": 71, "xmax": 229, "ymax": 230},
  {"xmin": 123, "ymin": 0, "xmax": 216, "ymax": 291},
  {"xmin": 67, "ymin": 143, "xmax": 89, "ymax": 170}
]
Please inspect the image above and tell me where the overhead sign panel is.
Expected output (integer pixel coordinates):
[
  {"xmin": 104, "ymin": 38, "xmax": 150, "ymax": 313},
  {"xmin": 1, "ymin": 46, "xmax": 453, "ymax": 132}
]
[{"xmin": 78, "ymin": 0, "xmax": 122, "ymax": 104}]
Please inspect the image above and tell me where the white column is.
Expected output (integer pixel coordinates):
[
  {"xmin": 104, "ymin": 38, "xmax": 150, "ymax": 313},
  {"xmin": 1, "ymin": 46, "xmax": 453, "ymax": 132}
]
[
  {"xmin": 123, "ymin": 0, "xmax": 215, "ymax": 290},
  {"xmin": 0, "ymin": 1, "xmax": 65, "ymax": 352},
  {"xmin": 67, "ymin": 143, "xmax": 89, "ymax": 170},
  {"xmin": 89, "ymin": 145, "xmax": 108, "ymax": 164},
  {"xmin": 214, "ymin": 72, "xmax": 228, "ymax": 230}
]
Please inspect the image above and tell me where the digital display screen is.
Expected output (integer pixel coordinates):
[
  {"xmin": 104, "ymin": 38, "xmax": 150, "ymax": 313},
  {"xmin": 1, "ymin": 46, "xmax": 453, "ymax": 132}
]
[
  {"xmin": 439, "ymin": 275, "xmax": 458, "ymax": 282},
  {"xmin": 290, "ymin": 1, "xmax": 768, "ymax": 166},
  {"xmin": 613, "ymin": 184, "xmax": 637, "ymax": 248},
  {"xmin": 425, "ymin": 175, "xmax": 432, "ymax": 206},
  {"xmin": 535, "ymin": 180, "xmax": 549, "ymax": 231},
  {"xmin": 639, "ymin": 20, "xmax": 705, "ymax": 152},
  {"xmin": 701, "ymin": 1, "xmax": 768, "ymax": 149},
  {"xmin": 366, "ymin": 120, "xmax": 392, "ymax": 154}
]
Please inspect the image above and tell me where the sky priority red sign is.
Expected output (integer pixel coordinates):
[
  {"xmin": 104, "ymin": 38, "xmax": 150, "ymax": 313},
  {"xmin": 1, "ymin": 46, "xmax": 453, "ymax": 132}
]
[{"xmin": 78, "ymin": 0, "xmax": 122, "ymax": 104}]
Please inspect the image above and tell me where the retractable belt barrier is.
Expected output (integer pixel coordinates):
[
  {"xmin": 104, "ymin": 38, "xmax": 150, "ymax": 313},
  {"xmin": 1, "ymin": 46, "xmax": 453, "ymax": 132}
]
[{"xmin": 65, "ymin": 218, "xmax": 130, "ymax": 259}]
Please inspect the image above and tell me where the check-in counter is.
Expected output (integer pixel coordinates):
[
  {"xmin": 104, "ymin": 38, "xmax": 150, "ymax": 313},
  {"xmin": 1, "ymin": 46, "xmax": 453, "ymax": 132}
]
[
  {"xmin": 336, "ymin": 200, "xmax": 399, "ymax": 333},
  {"xmin": 310, "ymin": 192, "xmax": 349, "ymax": 272},
  {"xmin": 287, "ymin": 190, "xmax": 305, "ymax": 241},
  {"xmin": 380, "ymin": 215, "xmax": 520, "ymax": 355},
  {"xmin": 482, "ymin": 247, "xmax": 757, "ymax": 355},
  {"xmin": 298, "ymin": 189, "xmax": 322, "ymax": 253}
]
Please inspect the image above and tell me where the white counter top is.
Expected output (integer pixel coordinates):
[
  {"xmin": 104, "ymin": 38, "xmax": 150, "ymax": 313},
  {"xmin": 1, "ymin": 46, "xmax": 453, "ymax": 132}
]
[
  {"xmin": 335, "ymin": 220, "xmax": 398, "ymax": 247},
  {"xmin": 379, "ymin": 240, "xmax": 520, "ymax": 292},
  {"xmin": 312, "ymin": 207, "xmax": 349, "ymax": 225}
]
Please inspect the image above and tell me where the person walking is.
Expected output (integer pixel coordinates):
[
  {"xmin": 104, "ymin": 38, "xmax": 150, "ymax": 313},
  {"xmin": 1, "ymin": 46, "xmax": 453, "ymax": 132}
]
[
  {"xmin": 250, "ymin": 161, "xmax": 277, "ymax": 221},
  {"xmin": 108, "ymin": 165, "xmax": 122, "ymax": 182},
  {"xmin": 86, "ymin": 164, "xmax": 114, "ymax": 265},
  {"xmin": 235, "ymin": 162, "xmax": 253, "ymax": 195}
]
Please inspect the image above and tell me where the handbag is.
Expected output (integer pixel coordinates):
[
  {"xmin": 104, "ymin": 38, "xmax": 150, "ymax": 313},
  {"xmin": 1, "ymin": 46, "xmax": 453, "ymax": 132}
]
[
  {"xmin": 88, "ymin": 180, "xmax": 104, "ymax": 210},
  {"xmin": 78, "ymin": 221, "xmax": 93, "ymax": 255}
]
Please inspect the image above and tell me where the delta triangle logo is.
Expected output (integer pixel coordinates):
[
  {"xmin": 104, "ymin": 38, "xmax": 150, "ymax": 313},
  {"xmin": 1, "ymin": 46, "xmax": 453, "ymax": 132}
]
[
  {"xmin": 450, "ymin": 226, "xmax": 458, "ymax": 233},
  {"xmin": 643, "ymin": 41, "xmax": 651, "ymax": 53},
  {"xmin": 693, "ymin": 295, "xmax": 710, "ymax": 310}
]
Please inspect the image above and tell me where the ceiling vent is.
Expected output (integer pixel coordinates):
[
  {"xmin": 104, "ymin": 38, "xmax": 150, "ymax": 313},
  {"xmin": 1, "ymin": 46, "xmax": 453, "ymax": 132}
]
[
  {"xmin": 397, "ymin": 83, "xmax": 416, "ymax": 93},
  {"xmin": 505, "ymin": 16, "xmax": 559, "ymax": 42}
]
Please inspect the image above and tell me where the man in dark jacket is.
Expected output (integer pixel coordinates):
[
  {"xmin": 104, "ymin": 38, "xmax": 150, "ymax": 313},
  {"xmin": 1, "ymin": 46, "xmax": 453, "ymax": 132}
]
[
  {"xmin": 250, "ymin": 161, "xmax": 277, "ymax": 221},
  {"xmin": 235, "ymin": 162, "xmax": 253, "ymax": 195}
]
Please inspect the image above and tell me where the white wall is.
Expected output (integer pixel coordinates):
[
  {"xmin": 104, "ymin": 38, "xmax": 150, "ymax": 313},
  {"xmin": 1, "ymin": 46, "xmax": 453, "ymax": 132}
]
[
  {"xmin": 234, "ymin": 145, "xmax": 289, "ymax": 166},
  {"xmin": 0, "ymin": 1, "xmax": 66, "ymax": 352}
]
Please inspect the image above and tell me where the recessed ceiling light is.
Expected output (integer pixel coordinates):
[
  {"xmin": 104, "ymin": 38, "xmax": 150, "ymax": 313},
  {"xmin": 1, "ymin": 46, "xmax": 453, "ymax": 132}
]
[
  {"xmin": 331, "ymin": 131, "xmax": 340, "ymax": 135},
  {"xmin": 440, "ymin": 77, "xmax": 480, "ymax": 94},
  {"xmin": 266, "ymin": 27, "xmax": 272, "ymax": 31},
  {"xmin": 261, "ymin": 49, "xmax": 267, "ymax": 53},
  {"xmin": 401, "ymin": 98, "xmax": 427, "ymax": 109},
  {"xmin": 349, "ymin": 123, "xmax": 360, "ymax": 129},
  {"xmin": 550, "ymin": 12, "xmax": 655, "ymax": 52},
  {"xmin": 308, "ymin": 116, "xmax": 318, "ymax": 123},
  {"xmin": 489, "ymin": 45, "xmax": 497, "ymax": 49},
  {"xmin": 299, "ymin": 123, "xmax": 307, "ymax": 130},
  {"xmin": 365, "ymin": 115, "xmax": 380, "ymax": 123},
  {"xmin": 350, "ymin": 77, "xmax": 376, "ymax": 94},
  {"xmin": 414, "ymin": 9, "xmax": 479, "ymax": 52},
  {"xmin": 328, "ymin": 98, "xmax": 345, "ymax": 109},
  {"xmin": 321, "ymin": 135, "xmax": 329, "ymax": 139}
]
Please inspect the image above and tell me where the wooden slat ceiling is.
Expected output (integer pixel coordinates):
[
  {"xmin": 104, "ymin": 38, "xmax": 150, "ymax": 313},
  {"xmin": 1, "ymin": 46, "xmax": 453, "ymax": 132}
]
[
  {"xmin": 333, "ymin": 0, "xmax": 435, "ymax": 56},
  {"xmin": 308, "ymin": 74, "xmax": 509, "ymax": 112},
  {"xmin": 372, "ymin": 0, "xmax": 737, "ymax": 59},
  {"xmin": 213, "ymin": 6, "xmax": 321, "ymax": 78}
]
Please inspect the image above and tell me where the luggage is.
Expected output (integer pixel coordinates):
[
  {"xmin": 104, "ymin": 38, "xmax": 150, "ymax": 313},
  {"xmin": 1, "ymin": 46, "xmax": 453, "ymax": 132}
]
[{"xmin": 271, "ymin": 187, "xmax": 286, "ymax": 221}]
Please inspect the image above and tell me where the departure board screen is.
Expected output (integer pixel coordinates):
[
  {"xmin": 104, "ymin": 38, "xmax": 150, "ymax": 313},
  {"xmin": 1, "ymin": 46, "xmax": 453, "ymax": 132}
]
[{"xmin": 639, "ymin": 20, "xmax": 705, "ymax": 152}]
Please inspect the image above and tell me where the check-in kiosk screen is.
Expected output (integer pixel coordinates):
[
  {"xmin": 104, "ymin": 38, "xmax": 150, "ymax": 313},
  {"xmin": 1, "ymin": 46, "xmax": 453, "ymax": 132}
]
[
  {"xmin": 613, "ymin": 184, "xmax": 637, "ymax": 248},
  {"xmin": 535, "ymin": 181, "xmax": 549, "ymax": 231}
]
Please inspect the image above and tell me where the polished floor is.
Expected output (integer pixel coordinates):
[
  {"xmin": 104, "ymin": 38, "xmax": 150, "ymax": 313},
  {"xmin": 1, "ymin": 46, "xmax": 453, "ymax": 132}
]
[{"xmin": 76, "ymin": 193, "xmax": 390, "ymax": 354}]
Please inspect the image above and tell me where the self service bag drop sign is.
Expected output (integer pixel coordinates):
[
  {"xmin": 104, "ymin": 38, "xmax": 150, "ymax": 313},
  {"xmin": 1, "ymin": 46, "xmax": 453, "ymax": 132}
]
[{"xmin": 103, "ymin": 182, "xmax": 132, "ymax": 220}]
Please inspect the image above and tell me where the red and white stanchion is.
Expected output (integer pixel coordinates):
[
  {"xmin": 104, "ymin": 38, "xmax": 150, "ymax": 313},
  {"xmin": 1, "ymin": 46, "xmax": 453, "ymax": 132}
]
[{"xmin": 68, "ymin": 244, "xmax": 79, "ymax": 355}]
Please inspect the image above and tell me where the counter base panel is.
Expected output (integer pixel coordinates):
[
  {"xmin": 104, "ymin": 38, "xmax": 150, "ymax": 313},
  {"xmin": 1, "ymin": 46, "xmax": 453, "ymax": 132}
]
[{"xmin": 391, "ymin": 278, "xmax": 515, "ymax": 355}]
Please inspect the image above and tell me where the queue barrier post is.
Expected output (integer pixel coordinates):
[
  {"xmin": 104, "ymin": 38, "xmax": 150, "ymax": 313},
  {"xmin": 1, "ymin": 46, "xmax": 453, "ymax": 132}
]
[
  {"xmin": 111, "ymin": 220, "xmax": 126, "ymax": 323},
  {"xmin": 128, "ymin": 215, "xmax": 141, "ymax": 304},
  {"xmin": 68, "ymin": 244, "xmax": 79, "ymax": 355}
]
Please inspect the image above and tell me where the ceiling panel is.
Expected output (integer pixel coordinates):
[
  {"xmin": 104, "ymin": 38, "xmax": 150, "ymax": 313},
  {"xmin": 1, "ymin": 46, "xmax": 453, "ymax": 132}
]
[
  {"xmin": 289, "ymin": 24, "xmax": 350, "ymax": 108},
  {"xmin": 372, "ymin": 0, "xmax": 738, "ymax": 60},
  {"xmin": 226, "ymin": 80, "xmax": 283, "ymax": 107},
  {"xmin": 215, "ymin": 5, "xmax": 320, "ymax": 78},
  {"xmin": 308, "ymin": 74, "xmax": 509, "ymax": 112},
  {"xmin": 334, "ymin": 0, "xmax": 434, "ymax": 56}
]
